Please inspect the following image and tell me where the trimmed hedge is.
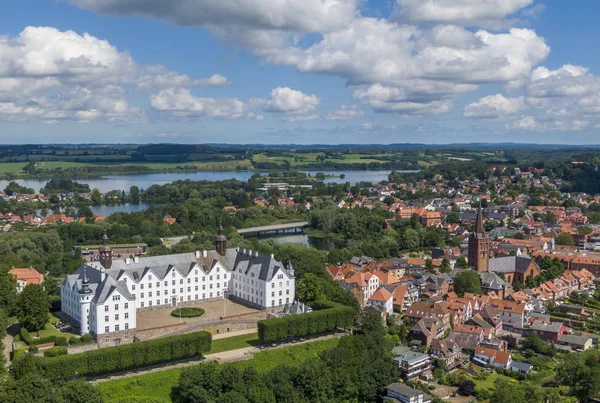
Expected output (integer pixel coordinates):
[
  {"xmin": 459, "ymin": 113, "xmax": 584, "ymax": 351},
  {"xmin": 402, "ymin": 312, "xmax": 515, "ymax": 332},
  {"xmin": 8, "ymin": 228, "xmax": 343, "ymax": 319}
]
[
  {"xmin": 20, "ymin": 327, "xmax": 68, "ymax": 347},
  {"xmin": 35, "ymin": 330, "xmax": 212, "ymax": 381},
  {"xmin": 258, "ymin": 300, "xmax": 357, "ymax": 343},
  {"xmin": 170, "ymin": 307, "xmax": 205, "ymax": 318},
  {"xmin": 43, "ymin": 346, "xmax": 68, "ymax": 357},
  {"xmin": 19, "ymin": 327, "xmax": 34, "ymax": 346}
]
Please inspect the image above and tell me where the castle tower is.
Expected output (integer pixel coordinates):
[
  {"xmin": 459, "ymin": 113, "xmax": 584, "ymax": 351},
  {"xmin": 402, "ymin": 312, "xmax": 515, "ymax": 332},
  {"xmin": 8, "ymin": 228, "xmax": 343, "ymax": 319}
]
[
  {"xmin": 216, "ymin": 223, "xmax": 227, "ymax": 256},
  {"xmin": 78, "ymin": 268, "xmax": 93, "ymax": 335},
  {"xmin": 468, "ymin": 203, "xmax": 490, "ymax": 272},
  {"xmin": 99, "ymin": 234, "xmax": 113, "ymax": 270}
]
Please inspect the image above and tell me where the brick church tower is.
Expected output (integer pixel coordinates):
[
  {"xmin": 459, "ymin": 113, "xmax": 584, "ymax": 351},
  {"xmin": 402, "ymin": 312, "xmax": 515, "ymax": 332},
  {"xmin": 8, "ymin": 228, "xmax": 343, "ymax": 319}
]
[{"xmin": 468, "ymin": 203, "xmax": 490, "ymax": 272}]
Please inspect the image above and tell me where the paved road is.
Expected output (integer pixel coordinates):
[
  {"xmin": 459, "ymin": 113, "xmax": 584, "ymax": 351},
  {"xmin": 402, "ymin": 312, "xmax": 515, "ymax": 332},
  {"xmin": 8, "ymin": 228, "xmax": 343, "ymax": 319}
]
[
  {"xmin": 162, "ymin": 236, "xmax": 189, "ymax": 248},
  {"xmin": 90, "ymin": 333, "xmax": 338, "ymax": 384},
  {"xmin": 2, "ymin": 334, "xmax": 12, "ymax": 367},
  {"xmin": 213, "ymin": 328, "xmax": 257, "ymax": 340}
]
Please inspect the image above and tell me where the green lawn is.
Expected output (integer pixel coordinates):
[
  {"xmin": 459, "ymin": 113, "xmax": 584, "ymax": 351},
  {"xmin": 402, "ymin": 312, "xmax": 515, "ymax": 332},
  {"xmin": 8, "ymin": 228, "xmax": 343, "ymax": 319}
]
[
  {"xmin": 207, "ymin": 333, "xmax": 260, "ymax": 354},
  {"xmin": 98, "ymin": 338, "xmax": 339, "ymax": 403},
  {"xmin": 35, "ymin": 313, "xmax": 78, "ymax": 340},
  {"xmin": 471, "ymin": 372, "xmax": 517, "ymax": 390}
]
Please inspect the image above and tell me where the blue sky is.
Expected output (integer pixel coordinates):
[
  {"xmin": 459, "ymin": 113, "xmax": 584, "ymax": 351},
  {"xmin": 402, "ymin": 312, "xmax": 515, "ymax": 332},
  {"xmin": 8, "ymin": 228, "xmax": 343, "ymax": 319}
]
[{"xmin": 0, "ymin": 0, "xmax": 599, "ymax": 144}]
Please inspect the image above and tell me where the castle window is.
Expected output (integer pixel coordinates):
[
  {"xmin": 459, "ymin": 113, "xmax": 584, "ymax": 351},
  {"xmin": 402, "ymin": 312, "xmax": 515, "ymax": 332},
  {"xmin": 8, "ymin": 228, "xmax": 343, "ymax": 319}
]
[
  {"xmin": 115, "ymin": 314, "xmax": 119, "ymax": 321},
  {"xmin": 105, "ymin": 316, "xmax": 109, "ymax": 321},
  {"xmin": 105, "ymin": 326, "xmax": 109, "ymax": 333},
  {"xmin": 124, "ymin": 303, "xmax": 128, "ymax": 309},
  {"xmin": 115, "ymin": 324, "xmax": 120, "ymax": 331},
  {"xmin": 125, "ymin": 313, "xmax": 129, "ymax": 319},
  {"xmin": 105, "ymin": 306, "xmax": 109, "ymax": 312}
]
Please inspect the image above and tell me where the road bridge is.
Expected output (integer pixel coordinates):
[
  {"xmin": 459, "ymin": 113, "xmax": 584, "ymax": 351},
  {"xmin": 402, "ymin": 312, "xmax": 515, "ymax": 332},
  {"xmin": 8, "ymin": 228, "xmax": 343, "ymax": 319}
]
[{"xmin": 237, "ymin": 222, "xmax": 309, "ymax": 237}]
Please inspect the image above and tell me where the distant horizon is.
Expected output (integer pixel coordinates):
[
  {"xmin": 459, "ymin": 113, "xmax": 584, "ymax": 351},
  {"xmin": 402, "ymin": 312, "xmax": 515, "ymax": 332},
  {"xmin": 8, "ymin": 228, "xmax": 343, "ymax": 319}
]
[{"xmin": 7, "ymin": 142, "xmax": 600, "ymax": 148}]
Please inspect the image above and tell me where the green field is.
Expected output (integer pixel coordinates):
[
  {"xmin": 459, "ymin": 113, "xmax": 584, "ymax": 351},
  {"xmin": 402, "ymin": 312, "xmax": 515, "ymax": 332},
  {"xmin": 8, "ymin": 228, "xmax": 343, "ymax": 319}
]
[
  {"xmin": 0, "ymin": 162, "xmax": 28, "ymax": 173},
  {"xmin": 97, "ymin": 338, "xmax": 339, "ymax": 403},
  {"xmin": 0, "ymin": 159, "xmax": 255, "ymax": 176}
]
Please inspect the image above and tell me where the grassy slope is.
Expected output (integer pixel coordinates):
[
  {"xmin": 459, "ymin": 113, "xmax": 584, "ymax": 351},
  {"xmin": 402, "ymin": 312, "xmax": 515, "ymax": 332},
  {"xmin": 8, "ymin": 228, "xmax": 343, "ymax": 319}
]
[{"xmin": 97, "ymin": 338, "xmax": 339, "ymax": 403}]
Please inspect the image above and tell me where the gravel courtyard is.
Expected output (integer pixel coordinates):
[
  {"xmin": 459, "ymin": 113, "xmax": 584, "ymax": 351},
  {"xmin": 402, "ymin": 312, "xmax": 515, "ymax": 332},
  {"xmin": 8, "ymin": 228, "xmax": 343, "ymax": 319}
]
[{"xmin": 136, "ymin": 299, "xmax": 261, "ymax": 330}]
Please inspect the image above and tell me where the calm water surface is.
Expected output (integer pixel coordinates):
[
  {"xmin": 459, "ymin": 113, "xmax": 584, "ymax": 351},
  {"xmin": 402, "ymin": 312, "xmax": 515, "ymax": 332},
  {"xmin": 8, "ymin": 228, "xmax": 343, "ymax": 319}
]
[{"xmin": 2, "ymin": 170, "xmax": 417, "ymax": 216}]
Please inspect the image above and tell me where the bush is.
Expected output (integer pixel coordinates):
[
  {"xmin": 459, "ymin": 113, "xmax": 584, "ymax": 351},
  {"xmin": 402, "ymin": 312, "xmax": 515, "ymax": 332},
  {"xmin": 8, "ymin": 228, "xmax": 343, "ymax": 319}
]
[
  {"xmin": 12, "ymin": 349, "xmax": 27, "ymax": 361},
  {"xmin": 459, "ymin": 380, "xmax": 476, "ymax": 396},
  {"xmin": 29, "ymin": 344, "xmax": 38, "ymax": 352},
  {"xmin": 258, "ymin": 300, "xmax": 357, "ymax": 343},
  {"xmin": 35, "ymin": 330, "xmax": 212, "ymax": 381},
  {"xmin": 69, "ymin": 336, "xmax": 82, "ymax": 345},
  {"xmin": 44, "ymin": 346, "xmax": 68, "ymax": 357},
  {"xmin": 170, "ymin": 307, "xmax": 205, "ymax": 318},
  {"xmin": 80, "ymin": 333, "xmax": 94, "ymax": 343},
  {"xmin": 20, "ymin": 327, "xmax": 34, "ymax": 346}
]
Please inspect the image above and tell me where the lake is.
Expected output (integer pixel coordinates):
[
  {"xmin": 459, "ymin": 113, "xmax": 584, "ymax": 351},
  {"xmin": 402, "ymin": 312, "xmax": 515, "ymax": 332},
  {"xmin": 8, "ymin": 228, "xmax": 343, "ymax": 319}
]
[{"xmin": 0, "ymin": 169, "xmax": 416, "ymax": 193}]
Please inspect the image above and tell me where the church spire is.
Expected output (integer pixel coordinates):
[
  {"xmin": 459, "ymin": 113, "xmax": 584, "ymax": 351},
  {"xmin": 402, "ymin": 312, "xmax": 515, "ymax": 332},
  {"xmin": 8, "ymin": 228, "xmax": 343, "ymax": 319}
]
[
  {"xmin": 475, "ymin": 201, "xmax": 485, "ymax": 235},
  {"xmin": 99, "ymin": 234, "xmax": 113, "ymax": 269},
  {"xmin": 215, "ymin": 221, "xmax": 227, "ymax": 256}
]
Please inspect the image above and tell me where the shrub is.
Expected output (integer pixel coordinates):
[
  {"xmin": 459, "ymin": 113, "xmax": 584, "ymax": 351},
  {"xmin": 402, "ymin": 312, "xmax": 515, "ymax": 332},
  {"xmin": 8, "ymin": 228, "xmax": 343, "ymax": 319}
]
[
  {"xmin": 12, "ymin": 349, "xmax": 27, "ymax": 361},
  {"xmin": 44, "ymin": 346, "xmax": 68, "ymax": 357},
  {"xmin": 69, "ymin": 336, "xmax": 82, "ymax": 345},
  {"xmin": 258, "ymin": 301, "xmax": 357, "ymax": 343},
  {"xmin": 29, "ymin": 344, "xmax": 38, "ymax": 352},
  {"xmin": 35, "ymin": 330, "xmax": 212, "ymax": 381},
  {"xmin": 80, "ymin": 333, "xmax": 94, "ymax": 343},
  {"xmin": 19, "ymin": 327, "xmax": 34, "ymax": 346},
  {"xmin": 459, "ymin": 380, "xmax": 476, "ymax": 396},
  {"xmin": 170, "ymin": 307, "xmax": 205, "ymax": 318}
]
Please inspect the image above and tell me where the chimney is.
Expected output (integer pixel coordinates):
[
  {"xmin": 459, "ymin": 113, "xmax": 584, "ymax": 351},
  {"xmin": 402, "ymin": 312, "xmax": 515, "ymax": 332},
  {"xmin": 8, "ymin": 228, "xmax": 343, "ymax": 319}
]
[
  {"xmin": 195, "ymin": 251, "xmax": 201, "ymax": 258},
  {"xmin": 133, "ymin": 256, "xmax": 139, "ymax": 264},
  {"xmin": 125, "ymin": 257, "xmax": 131, "ymax": 265},
  {"xmin": 248, "ymin": 249, "xmax": 252, "ymax": 256},
  {"xmin": 202, "ymin": 250, "xmax": 208, "ymax": 258},
  {"xmin": 255, "ymin": 251, "xmax": 259, "ymax": 257},
  {"xmin": 271, "ymin": 253, "xmax": 275, "ymax": 259},
  {"xmin": 101, "ymin": 268, "xmax": 106, "ymax": 282}
]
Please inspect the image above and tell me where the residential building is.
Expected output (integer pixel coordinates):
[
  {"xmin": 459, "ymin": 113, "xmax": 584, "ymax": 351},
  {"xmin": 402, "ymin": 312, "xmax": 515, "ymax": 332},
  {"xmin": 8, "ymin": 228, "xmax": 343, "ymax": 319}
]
[
  {"xmin": 383, "ymin": 383, "xmax": 432, "ymax": 403},
  {"xmin": 393, "ymin": 348, "xmax": 433, "ymax": 380},
  {"xmin": 473, "ymin": 346, "xmax": 512, "ymax": 369},
  {"xmin": 367, "ymin": 287, "xmax": 394, "ymax": 314},
  {"xmin": 429, "ymin": 339, "xmax": 462, "ymax": 369},
  {"xmin": 9, "ymin": 266, "xmax": 44, "ymax": 293}
]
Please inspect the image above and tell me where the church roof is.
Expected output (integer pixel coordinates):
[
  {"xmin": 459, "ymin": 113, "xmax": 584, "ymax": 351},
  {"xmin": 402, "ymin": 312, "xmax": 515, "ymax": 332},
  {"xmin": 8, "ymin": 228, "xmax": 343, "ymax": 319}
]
[{"xmin": 488, "ymin": 256, "xmax": 537, "ymax": 274}]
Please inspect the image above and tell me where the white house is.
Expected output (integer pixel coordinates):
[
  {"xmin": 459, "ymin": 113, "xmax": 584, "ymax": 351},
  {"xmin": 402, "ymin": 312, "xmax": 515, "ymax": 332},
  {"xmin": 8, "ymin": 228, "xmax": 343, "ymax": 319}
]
[
  {"xmin": 368, "ymin": 287, "xmax": 394, "ymax": 314},
  {"xmin": 61, "ymin": 228, "xmax": 295, "ymax": 347},
  {"xmin": 473, "ymin": 346, "xmax": 512, "ymax": 369}
]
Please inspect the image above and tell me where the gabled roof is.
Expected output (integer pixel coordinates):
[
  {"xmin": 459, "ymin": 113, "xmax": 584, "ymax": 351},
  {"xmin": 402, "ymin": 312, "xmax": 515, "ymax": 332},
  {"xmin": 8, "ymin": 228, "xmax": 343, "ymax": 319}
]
[{"xmin": 369, "ymin": 287, "xmax": 393, "ymax": 302}]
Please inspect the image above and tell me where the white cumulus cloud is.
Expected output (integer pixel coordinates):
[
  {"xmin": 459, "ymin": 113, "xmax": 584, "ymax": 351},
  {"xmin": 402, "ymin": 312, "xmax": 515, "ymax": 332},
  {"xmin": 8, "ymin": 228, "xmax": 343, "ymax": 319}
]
[
  {"xmin": 463, "ymin": 94, "xmax": 525, "ymax": 118},
  {"xmin": 394, "ymin": 0, "xmax": 534, "ymax": 28}
]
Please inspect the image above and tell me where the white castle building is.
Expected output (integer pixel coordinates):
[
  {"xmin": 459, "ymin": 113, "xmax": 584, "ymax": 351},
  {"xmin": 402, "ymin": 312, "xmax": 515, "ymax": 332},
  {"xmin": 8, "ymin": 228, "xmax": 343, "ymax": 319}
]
[{"xmin": 61, "ymin": 226, "xmax": 295, "ymax": 346}]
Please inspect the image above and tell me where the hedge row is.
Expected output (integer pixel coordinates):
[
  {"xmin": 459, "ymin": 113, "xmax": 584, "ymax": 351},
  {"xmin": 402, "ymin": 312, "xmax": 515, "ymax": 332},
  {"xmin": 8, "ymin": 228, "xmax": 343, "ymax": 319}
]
[
  {"xmin": 35, "ymin": 330, "xmax": 212, "ymax": 381},
  {"xmin": 19, "ymin": 327, "xmax": 68, "ymax": 347},
  {"xmin": 19, "ymin": 328, "xmax": 34, "ymax": 346},
  {"xmin": 258, "ymin": 301, "xmax": 357, "ymax": 343},
  {"xmin": 43, "ymin": 346, "xmax": 68, "ymax": 358}
]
